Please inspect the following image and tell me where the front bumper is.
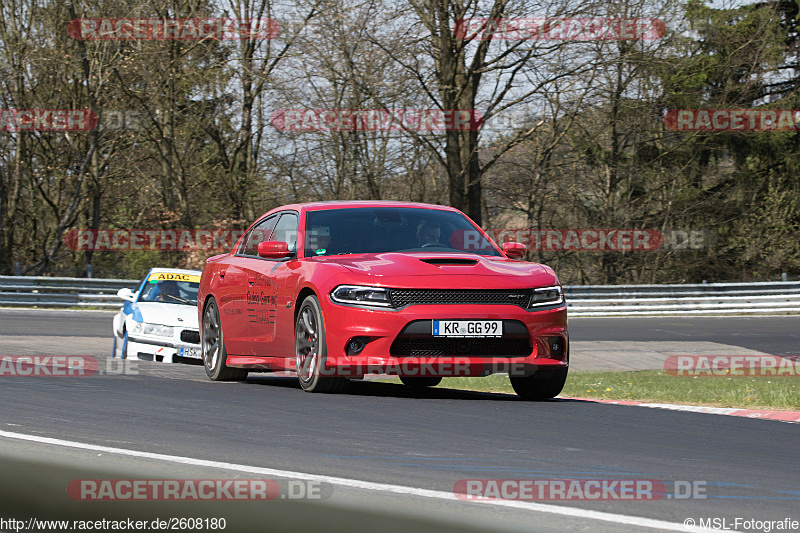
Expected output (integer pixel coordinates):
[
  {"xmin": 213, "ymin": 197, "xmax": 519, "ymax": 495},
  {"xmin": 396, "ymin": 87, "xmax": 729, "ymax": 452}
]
[
  {"xmin": 318, "ymin": 300, "xmax": 568, "ymax": 377},
  {"xmin": 126, "ymin": 335, "xmax": 202, "ymax": 363}
]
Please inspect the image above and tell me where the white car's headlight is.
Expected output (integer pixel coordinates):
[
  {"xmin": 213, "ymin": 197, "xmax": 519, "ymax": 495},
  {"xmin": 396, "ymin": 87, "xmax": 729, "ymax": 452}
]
[
  {"xmin": 132, "ymin": 322, "xmax": 174, "ymax": 337},
  {"xmin": 331, "ymin": 285, "xmax": 393, "ymax": 307},
  {"xmin": 528, "ymin": 286, "xmax": 564, "ymax": 308}
]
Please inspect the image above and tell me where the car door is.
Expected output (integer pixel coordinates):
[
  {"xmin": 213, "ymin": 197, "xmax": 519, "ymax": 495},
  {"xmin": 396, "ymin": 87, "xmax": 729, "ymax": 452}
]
[
  {"xmin": 217, "ymin": 215, "xmax": 277, "ymax": 355},
  {"xmin": 247, "ymin": 211, "xmax": 300, "ymax": 357}
]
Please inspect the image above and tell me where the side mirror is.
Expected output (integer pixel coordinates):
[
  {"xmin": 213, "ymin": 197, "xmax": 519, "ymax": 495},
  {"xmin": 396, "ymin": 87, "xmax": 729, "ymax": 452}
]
[
  {"xmin": 258, "ymin": 241, "xmax": 291, "ymax": 259},
  {"xmin": 117, "ymin": 288, "xmax": 136, "ymax": 301},
  {"xmin": 502, "ymin": 241, "xmax": 527, "ymax": 259}
]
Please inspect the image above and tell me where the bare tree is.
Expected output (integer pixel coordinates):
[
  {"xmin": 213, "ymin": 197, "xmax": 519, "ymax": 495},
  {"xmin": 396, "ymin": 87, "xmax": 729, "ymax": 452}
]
[
  {"xmin": 267, "ymin": 0, "xmax": 437, "ymax": 202},
  {"xmin": 367, "ymin": 0, "xmax": 600, "ymax": 224}
]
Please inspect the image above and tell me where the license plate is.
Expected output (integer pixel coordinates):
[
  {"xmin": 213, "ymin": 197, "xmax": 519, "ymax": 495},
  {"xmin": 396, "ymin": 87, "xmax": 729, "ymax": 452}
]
[
  {"xmin": 432, "ymin": 320, "xmax": 502, "ymax": 337},
  {"xmin": 180, "ymin": 347, "xmax": 202, "ymax": 359}
]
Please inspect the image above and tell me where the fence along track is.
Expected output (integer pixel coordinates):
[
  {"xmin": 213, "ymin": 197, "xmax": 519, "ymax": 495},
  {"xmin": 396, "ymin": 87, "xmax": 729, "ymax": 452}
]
[{"xmin": 2, "ymin": 276, "xmax": 799, "ymax": 315}]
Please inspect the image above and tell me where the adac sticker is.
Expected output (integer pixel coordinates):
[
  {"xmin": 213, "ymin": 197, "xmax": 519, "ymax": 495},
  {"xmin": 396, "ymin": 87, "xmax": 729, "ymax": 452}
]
[{"xmin": 147, "ymin": 272, "xmax": 201, "ymax": 284}]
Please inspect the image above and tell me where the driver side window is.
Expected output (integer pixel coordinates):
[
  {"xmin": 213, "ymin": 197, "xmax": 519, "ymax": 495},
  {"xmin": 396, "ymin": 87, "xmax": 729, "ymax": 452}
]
[
  {"xmin": 240, "ymin": 215, "xmax": 277, "ymax": 256},
  {"xmin": 272, "ymin": 212, "xmax": 299, "ymax": 252}
]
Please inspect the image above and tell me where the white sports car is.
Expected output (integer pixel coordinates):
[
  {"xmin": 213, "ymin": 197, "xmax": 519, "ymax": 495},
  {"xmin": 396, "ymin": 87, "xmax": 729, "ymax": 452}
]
[{"xmin": 112, "ymin": 268, "xmax": 203, "ymax": 363}]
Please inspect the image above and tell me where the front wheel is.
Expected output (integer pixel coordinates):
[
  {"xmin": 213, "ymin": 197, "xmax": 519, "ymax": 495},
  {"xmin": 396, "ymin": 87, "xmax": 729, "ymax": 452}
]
[
  {"xmin": 112, "ymin": 330, "xmax": 128, "ymax": 359},
  {"xmin": 295, "ymin": 295, "xmax": 347, "ymax": 393},
  {"xmin": 400, "ymin": 376, "xmax": 442, "ymax": 387},
  {"xmin": 510, "ymin": 367, "xmax": 568, "ymax": 400},
  {"xmin": 202, "ymin": 298, "xmax": 248, "ymax": 381}
]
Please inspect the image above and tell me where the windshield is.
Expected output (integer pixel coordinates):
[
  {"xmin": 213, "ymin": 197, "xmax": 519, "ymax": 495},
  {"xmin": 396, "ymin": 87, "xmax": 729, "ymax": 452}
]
[
  {"xmin": 304, "ymin": 207, "xmax": 502, "ymax": 257},
  {"xmin": 138, "ymin": 272, "xmax": 200, "ymax": 305}
]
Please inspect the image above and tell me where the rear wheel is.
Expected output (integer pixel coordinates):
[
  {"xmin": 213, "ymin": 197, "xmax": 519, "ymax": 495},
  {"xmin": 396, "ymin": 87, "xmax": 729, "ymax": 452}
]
[
  {"xmin": 400, "ymin": 376, "xmax": 442, "ymax": 387},
  {"xmin": 510, "ymin": 367, "xmax": 568, "ymax": 400},
  {"xmin": 202, "ymin": 298, "xmax": 248, "ymax": 381},
  {"xmin": 295, "ymin": 295, "xmax": 347, "ymax": 393}
]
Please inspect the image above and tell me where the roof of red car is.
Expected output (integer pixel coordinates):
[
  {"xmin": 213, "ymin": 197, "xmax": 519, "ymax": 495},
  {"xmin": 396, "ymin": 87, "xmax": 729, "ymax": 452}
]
[{"xmin": 274, "ymin": 200, "xmax": 460, "ymax": 213}]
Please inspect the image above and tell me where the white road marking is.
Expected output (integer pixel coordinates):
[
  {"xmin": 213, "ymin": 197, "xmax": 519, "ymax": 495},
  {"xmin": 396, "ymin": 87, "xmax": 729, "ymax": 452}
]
[{"xmin": 0, "ymin": 429, "xmax": 726, "ymax": 532}]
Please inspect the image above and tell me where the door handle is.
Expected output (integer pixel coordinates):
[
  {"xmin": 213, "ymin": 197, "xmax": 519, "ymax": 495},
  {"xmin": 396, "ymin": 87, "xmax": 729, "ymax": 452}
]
[
  {"xmin": 219, "ymin": 270, "xmax": 226, "ymax": 278},
  {"xmin": 248, "ymin": 276, "xmax": 255, "ymax": 285}
]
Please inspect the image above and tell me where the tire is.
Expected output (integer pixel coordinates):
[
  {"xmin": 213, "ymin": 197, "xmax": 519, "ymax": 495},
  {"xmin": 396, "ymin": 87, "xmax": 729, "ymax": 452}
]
[
  {"xmin": 120, "ymin": 331, "xmax": 128, "ymax": 360},
  {"xmin": 295, "ymin": 295, "xmax": 347, "ymax": 393},
  {"xmin": 510, "ymin": 367, "xmax": 568, "ymax": 400},
  {"xmin": 399, "ymin": 376, "xmax": 442, "ymax": 387},
  {"xmin": 202, "ymin": 298, "xmax": 248, "ymax": 381}
]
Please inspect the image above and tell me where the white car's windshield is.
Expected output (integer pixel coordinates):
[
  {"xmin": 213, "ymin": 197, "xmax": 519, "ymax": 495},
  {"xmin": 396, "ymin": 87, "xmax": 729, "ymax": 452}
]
[{"xmin": 138, "ymin": 278, "xmax": 199, "ymax": 305}]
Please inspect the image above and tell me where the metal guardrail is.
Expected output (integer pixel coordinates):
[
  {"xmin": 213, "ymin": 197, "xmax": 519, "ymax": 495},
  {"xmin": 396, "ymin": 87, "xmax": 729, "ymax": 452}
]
[
  {"xmin": 565, "ymin": 281, "xmax": 800, "ymax": 316},
  {"xmin": 1, "ymin": 276, "xmax": 799, "ymax": 315},
  {"xmin": 0, "ymin": 275, "xmax": 137, "ymax": 308}
]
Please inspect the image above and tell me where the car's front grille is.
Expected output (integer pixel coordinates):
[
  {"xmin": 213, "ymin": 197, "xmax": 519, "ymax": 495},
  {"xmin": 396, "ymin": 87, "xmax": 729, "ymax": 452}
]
[
  {"xmin": 390, "ymin": 338, "xmax": 532, "ymax": 357},
  {"xmin": 180, "ymin": 330, "xmax": 200, "ymax": 344},
  {"xmin": 389, "ymin": 289, "xmax": 531, "ymax": 308}
]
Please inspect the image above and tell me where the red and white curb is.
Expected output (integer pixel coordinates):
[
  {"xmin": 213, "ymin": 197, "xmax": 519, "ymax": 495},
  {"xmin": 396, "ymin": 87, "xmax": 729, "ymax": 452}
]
[{"xmin": 562, "ymin": 397, "xmax": 800, "ymax": 423}]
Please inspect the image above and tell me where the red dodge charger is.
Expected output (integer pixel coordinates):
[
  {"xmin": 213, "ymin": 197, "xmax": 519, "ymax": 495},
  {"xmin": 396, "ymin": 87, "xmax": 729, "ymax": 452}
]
[{"xmin": 197, "ymin": 201, "xmax": 568, "ymax": 399}]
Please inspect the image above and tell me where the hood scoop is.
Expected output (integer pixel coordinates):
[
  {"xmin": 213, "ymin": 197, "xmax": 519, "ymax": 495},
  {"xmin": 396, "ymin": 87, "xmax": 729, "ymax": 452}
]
[{"xmin": 420, "ymin": 257, "xmax": 479, "ymax": 266}]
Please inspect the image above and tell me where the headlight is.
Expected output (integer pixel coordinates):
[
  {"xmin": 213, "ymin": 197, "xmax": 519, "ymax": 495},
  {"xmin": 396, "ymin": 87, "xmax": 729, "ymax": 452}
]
[
  {"xmin": 331, "ymin": 285, "xmax": 393, "ymax": 307},
  {"xmin": 528, "ymin": 286, "xmax": 564, "ymax": 308},
  {"xmin": 132, "ymin": 322, "xmax": 174, "ymax": 337}
]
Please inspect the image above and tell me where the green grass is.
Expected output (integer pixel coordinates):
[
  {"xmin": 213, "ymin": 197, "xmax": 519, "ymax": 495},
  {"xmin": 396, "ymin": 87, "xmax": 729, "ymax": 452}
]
[{"xmin": 377, "ymin": 371, "xmax": 800, "ymax": 410}]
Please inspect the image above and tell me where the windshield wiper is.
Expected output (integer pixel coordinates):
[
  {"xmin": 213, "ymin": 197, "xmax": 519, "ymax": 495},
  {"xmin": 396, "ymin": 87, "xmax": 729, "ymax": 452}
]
[{"xmin": 164, "ymin": 294, "xmax": 193, "ymax": 305}]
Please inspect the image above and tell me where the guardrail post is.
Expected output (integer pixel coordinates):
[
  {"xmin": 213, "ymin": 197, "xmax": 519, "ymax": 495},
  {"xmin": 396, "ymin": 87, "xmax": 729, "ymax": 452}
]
[
  {"xmin": 87, "ymin": 264, "xmax": 94, "ymax": 278},
  {"xmin": 14, "ymin": 262, "xmax": 20, "ymax": 276}
]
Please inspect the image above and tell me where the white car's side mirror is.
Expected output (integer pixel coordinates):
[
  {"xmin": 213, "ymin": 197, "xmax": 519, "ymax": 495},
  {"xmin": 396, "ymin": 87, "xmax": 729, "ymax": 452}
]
[{"xmin": 117, "ymin": 288, "xmax": 136, "ymax": 301}]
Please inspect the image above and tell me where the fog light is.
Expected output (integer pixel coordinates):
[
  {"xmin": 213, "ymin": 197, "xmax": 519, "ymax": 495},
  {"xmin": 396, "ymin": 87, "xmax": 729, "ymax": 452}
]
[
  {"xmin": 549, "ymin": 337, "xmax": 565, "ymax": 360},
  {"xmin": 347, "ymin": 337, "xmax": 369, "ymax": 356}
]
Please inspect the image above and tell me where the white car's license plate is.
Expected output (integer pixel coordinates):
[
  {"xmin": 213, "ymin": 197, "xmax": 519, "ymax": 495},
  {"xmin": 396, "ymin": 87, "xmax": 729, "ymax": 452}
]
[
  {"xmin": 432, "ymin": 320, "xmax": 502, "ymax": 337},
  {"xmin": 180, "ymin": 347, "xmax": 202, "ymax": 359}
]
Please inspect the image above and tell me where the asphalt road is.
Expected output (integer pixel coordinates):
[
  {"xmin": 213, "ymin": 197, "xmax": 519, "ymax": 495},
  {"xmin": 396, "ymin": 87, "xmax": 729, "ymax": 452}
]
[
  {"xmin": 0, "ymin": 309, "xmax": 798, "ymax": 531},
  {"xmin": 0, "ymin": 308, "xmax": 117, "ymax": 337},
  {"xmin": 0, "ymin": 360, "xmax": 798, "ymax": 531},
  {"xmin": 569, "ymin": 316, "xmax": 800, "ymax": 355}
]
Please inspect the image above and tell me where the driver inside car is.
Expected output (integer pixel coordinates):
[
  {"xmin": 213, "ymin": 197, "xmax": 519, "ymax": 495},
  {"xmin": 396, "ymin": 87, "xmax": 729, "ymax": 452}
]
[
  {"xmin": 416, "ymin": 220, "xmax": 441, "ymax": 247},
  {"xmin": 156, "ymin": 280, "xmax": 181, "ymax": 302}
]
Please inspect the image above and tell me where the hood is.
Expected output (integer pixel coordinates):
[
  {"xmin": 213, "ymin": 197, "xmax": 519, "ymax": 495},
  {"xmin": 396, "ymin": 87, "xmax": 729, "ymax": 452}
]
[
  {"xmin": 132, "ymin": 302, "xmax": 199, "ymax": 328},
  {"xmin": 315, "ymin": 252, "xmax": 558, "ymax": 287}
]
